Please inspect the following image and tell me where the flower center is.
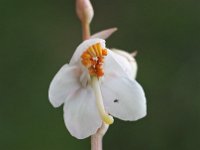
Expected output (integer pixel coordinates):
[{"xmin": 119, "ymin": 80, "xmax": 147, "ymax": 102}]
[{"xmin": 81, "ymin": 43, "xmax": 107, "ymax": 78}]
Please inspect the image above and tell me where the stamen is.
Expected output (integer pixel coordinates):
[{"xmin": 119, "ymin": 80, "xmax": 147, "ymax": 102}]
[
  {"xmin": 92, "ymin": 45, "xmax": 99, "ymax": 56},
  {"xmin": 81, "ymin": 42, "xmax": 107, "ymax": 78},
  {"xmin": 88, "ymin": 47, "xmax": 96, "ymax": 57},
  {"xmin": 102, "ymin": 49, "xmax": 107, "ymax": 56},
  {"xmin": 91, "ymin": 76, "xmax": 114, "ymax": 125}
]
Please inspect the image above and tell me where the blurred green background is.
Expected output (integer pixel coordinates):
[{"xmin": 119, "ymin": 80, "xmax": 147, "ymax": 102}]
[{"xmin": 1, "ymin": 0, "xmax": 200, "ymax": 149}]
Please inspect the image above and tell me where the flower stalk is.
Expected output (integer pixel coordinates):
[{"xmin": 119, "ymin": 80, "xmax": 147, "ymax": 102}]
[
  {"xmin": 91, "ymin": 133, "xmax": 102, "ymax": 150},
  {"xmin": 91, "ymin": 123, "xmax": 109, "ymax": 150},
  {"xmin": 82, "ymin": 22, "xmax": 91, "ymax": 40},
  {"xmin": 76, "ymin": 0, "xmax": 93, "ymax": 40}
]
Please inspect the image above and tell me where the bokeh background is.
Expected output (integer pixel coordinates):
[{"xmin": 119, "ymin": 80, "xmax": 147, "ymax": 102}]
[{"xmin": 1, "ymin": 0, "xmax": 200, "ymax": 149}]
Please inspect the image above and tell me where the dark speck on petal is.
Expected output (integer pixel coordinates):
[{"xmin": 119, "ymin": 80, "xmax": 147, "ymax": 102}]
[{"xmin": 114, "ymin": 99, "xmax": 119, "ymax": 103}]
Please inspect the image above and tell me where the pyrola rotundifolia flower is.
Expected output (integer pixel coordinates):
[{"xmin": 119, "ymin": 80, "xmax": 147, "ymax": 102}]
[{"xmin": 48, "ymin": 38, "xmax": 146, "ymax": 139}]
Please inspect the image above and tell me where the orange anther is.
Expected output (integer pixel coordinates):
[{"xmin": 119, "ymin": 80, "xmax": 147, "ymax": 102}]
[
  {"xmin": 81, "ymin": 43, "xmax": 108, "ymax": 78},
  {"xmin": 102, "ymin": 49, "xmax": 107, "ymax": 56},
  {"xmin": 97, "ymin": 69, "xmax": 104, "ymax": 77},
  {"xmin": 96, "ymin": 64, "xmax": 102, "ymax": 69},
  {"xmin": 89, "ymin": 68, "xmax": 96, "ymax": 76},
  {"xmin": 81, "ymin": 52, "xmax": 91, "ymax": 59},
  {"xmin": 98, "ymin": 57, "xmax": 104, "ymax": 63},
  {"xmin": 81, "ymin": 59, "xmax": 91, "ymax": 68},
  {"xmin": 91, "ymin": 59, "xmax": 97, "ymax": 66}
]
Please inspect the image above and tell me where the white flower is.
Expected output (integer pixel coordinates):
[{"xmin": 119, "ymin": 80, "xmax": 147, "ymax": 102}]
[{"xmin": 48, "ymin": 38, "xmax": 146, "ymax": 139}]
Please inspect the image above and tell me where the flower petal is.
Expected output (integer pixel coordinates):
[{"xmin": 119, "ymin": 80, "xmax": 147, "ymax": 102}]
[
  {"xmin": 48, "ymin": 64, "xmax": 81, "ymax": 107},
  {"xmin": 90, "ymin": 28, "xmax": 118, "ymax": 40},
  {"xmin": 63, "ymin": 87, "xmax": 102, "ymax": 139},
  {"xmin": 70, "ymin": 38, "xmax": 106, "ymax": 65},
  {"xmin": 104, "ymin": 50, "xmax": 133, "ymax": 79},
  {"xmin": 101, "ymin": 77, "xmax": 146, "ymax": 121},
  {"xmin": 111, "ymin": 48, "xmax": 138, "ymax": 79}
]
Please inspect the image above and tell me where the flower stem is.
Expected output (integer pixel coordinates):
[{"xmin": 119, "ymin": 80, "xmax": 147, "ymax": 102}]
[
  {"xmin": 82, "ymin": 22, "xmax": 90, "ymax": 40},
  {"xmin": 91, "ymin": 132, "xmax": 102, "ymax": 150},
  {"xmin": 91, "ymin": 123, "xmax": 109, "ymax": 150}
]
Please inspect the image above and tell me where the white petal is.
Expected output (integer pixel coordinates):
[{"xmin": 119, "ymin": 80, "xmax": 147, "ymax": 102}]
[
  {"xmin": 101, "ymin": 77, "xmax": 146, "ymax": 121},
  {"xmin": 63, "ymin": 87, "xmax": 102, "ymax": 139},
  {"xmin": 90, "ymin": 28, "xmax": 118, "ymax": 40},
  {"xmin": 111, "ymin": 48, "xmax": 138, "ymax": 79},
  {"xmin": 70, "ymin": 38, "xmax": 106, "ymax": 65},
  {"xmin": 48, "ymin": 64, "xmax": 81, "ymax": 107},
  {"xmin": 104, "ymin": 50, "xmax": 133, "ymax": 79}
]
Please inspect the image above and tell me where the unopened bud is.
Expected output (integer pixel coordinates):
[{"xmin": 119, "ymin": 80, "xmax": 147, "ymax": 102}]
[{"xmin": 76, "ymin": 0, "xmax": 94, "ymax": 24}]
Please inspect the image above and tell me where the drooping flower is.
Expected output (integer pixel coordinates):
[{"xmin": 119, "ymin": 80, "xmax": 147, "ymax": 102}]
[{"xmin": 48, "ymin": 38, "xmax": 146, "ymax": 139}]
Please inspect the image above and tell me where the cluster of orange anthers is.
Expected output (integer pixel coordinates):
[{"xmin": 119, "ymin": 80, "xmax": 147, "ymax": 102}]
[{"xmin": 81, "ymin": 43, "xmax": 108, "ymax": 78}]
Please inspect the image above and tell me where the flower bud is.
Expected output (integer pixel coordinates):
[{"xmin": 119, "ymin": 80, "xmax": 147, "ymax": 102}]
[{"xmin": 76, "ymin": 0, "xmax": 94, "ymax": 24}]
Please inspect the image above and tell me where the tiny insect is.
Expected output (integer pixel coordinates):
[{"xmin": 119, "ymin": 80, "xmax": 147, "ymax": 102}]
[{"xmin": 114, "ymin": 99, "xmax": 119, "ymax": 103}]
